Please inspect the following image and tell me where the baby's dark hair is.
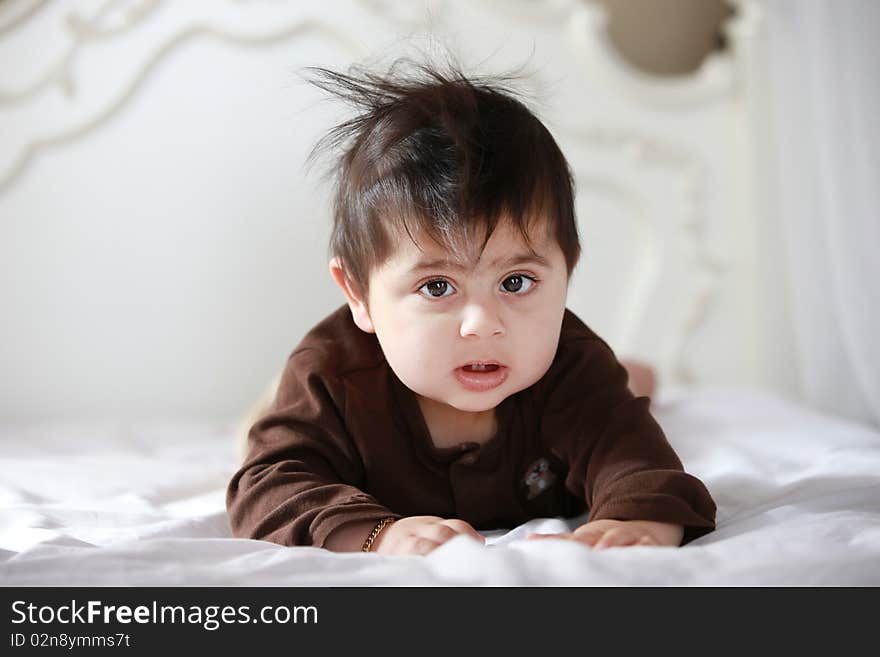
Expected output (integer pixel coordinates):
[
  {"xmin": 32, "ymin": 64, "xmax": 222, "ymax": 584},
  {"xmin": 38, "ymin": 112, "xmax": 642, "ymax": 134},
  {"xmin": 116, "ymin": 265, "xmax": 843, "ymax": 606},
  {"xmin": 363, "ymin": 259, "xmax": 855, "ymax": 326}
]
[{"xmin": 304, "ymin": 57, "xmax": 580, "ymax": 301}]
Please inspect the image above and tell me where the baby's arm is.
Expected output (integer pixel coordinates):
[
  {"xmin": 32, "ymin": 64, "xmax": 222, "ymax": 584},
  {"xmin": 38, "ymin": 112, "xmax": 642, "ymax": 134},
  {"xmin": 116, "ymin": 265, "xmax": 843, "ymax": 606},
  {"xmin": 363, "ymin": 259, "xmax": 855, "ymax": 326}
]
[
  {"xmin": 227, "ymin": 349, "xmax": 405, "ymax": 548},
  {"xmin": 537, "ymin": 337, "xmax": 716, "ymax": 548},
  {"xmin": 527, "ymin": 519, "xmax": 683, "ymax": 549}
]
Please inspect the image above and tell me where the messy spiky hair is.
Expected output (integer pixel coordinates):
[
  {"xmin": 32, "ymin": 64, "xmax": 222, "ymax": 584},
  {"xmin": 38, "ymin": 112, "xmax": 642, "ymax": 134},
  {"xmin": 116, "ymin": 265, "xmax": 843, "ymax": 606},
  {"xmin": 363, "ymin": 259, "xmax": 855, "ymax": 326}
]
[{"xmin": 305, "ymin": 57, "xmax": 580, "ymax": 301}]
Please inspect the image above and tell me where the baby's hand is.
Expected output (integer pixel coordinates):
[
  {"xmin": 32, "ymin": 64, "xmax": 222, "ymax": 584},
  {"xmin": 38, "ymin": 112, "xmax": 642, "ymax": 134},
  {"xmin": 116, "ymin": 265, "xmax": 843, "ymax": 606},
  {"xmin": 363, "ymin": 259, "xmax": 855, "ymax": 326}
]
[
  {"xmin": 373, "ymin": 516, "xmax": 485, "ymax": 555},
  {"xmin": 526, "ymin": 519, "xmax": 683, "ymax": 549}
]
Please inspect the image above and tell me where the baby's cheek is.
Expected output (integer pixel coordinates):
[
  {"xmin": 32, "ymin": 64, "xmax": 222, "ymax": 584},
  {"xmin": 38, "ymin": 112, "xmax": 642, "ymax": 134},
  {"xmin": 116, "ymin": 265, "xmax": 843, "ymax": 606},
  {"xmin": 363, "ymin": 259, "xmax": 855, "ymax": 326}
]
[
  {"xmin": 392, "ymin": 344, "xmax": 449, "ymax": 394},
  {"xmin": 518, "ymin": 342, "xmax": 558, "ymax": 387}
]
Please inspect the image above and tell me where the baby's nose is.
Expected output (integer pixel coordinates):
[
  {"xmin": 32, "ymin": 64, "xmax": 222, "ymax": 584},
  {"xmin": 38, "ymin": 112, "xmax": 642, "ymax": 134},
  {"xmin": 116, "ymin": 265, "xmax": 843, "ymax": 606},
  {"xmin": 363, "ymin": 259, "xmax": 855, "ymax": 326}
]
[{"xmin": 459, "ymin": 303, "xmax": 506, "ymax": 338}]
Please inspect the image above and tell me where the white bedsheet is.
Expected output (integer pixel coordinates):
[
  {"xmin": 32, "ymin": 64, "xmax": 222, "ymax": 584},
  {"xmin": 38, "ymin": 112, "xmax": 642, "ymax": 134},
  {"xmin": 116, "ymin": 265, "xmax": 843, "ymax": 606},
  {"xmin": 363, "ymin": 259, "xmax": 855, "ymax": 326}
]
[{"xmin": 2, "ymin": 386, "xmax": 879, "ymax": 586}]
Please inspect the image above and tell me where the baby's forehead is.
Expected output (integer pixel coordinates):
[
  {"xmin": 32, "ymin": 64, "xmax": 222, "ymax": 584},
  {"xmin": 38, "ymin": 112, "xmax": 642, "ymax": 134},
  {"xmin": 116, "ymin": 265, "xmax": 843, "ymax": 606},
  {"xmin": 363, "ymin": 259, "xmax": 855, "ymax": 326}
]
[
  {"xmin": 385, "ymin": 222, "xmax": 554, "ymax": 272},
  {"xmin": 401, "ymin": 219, "xmax": 550, "ymax": 256}
]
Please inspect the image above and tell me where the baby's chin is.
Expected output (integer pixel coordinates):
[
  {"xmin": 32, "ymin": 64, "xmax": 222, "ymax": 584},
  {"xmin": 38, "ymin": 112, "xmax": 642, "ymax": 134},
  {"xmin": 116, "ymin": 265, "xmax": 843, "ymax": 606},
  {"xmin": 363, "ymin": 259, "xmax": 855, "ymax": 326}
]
[
  {"xmin": 421, "ymin": 386, "xmax": 520, "ymax": 414},
  {"xmin": 443, "ymin": 396, "xmax": 506, "ymax": 414}
]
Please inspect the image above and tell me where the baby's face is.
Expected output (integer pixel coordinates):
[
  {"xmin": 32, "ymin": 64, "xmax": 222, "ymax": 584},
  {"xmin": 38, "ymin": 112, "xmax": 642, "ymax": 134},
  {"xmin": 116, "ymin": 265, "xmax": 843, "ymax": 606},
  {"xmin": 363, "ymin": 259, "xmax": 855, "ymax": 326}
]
[{"xmin": 363, "ymin": 220, "xmax": 569, "ymax": 413}]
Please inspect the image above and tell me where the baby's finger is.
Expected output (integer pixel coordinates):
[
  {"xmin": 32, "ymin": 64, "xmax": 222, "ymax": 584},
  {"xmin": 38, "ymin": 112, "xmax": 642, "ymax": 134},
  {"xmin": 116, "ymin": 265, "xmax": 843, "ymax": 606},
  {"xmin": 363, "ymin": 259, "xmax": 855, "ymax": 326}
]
[
  {"xmin": 526, "ymin": 532, "xmax": 574, "ymax": 540},
  {"xmin": 422, "ymin": 524, "xmax": 461, "ymax": 545},
  {"xmin": 593, "ymin": 527, "xmax": 638, "ymax": 550},
  {"xmin": 441, "ymin": 519, "xmax": 486, "ymax": 543},
  {"xmin": 638, "ymin": 535, "xmax": 658, "ymax": 546},
  {"xmin": 594, "ymin": 528, "xmax": 640, "ymax": 550},
  {"xmin": 571, "ymin": 529, "xmax": 605, "ymax": 547},
  {"xmin": 405, "ymin": 536, "xmax": 444, "ymax": 556}
]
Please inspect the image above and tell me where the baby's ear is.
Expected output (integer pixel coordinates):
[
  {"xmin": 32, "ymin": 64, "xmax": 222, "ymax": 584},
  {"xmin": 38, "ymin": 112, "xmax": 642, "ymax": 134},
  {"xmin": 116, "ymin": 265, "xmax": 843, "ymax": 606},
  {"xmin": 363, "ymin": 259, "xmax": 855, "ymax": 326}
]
[{"xmin": 328, "ymin": 257, "xmax": 375, "ymax": 333}]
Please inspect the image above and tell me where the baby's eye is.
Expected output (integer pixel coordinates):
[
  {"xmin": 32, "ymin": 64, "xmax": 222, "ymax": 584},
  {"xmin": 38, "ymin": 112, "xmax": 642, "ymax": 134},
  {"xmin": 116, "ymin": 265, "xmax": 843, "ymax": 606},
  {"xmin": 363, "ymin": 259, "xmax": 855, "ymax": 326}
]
[
  {"xmin": 418, "ymin": 279, "xmax": 455, "ymax": 299},
  {"xmin": 500, "ymin": 274, "xmax": 536, "ymax": 294}
]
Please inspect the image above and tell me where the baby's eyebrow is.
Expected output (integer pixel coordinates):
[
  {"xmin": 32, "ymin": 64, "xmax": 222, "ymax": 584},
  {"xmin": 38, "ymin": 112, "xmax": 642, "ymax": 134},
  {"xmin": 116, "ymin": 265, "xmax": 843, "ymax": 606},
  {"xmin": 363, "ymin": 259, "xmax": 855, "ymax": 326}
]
[{"xmin": 407, "ymin": 252, "xmax": 550, "ymax": 275}]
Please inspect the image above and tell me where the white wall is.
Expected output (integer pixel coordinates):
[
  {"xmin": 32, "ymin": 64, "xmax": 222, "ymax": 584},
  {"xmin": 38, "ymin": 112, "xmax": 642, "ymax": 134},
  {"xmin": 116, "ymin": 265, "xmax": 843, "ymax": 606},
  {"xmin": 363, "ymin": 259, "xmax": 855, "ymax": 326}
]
[{"xmin": 0, "ymin": 0, "xmax": 766, "ymax": 425}]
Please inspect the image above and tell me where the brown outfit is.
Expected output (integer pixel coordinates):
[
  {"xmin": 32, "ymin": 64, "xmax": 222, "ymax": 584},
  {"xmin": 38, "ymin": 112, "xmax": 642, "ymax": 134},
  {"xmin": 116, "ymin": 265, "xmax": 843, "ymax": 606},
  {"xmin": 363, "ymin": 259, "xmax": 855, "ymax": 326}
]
[{"xmin": 227, "ymin": 305, "xmax": 716, "ymax": 547}]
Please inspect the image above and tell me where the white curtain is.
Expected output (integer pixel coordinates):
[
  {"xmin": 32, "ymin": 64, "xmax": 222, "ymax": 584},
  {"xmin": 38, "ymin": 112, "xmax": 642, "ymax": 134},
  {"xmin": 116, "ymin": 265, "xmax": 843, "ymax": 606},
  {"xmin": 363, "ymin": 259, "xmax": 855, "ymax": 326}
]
[{"xmin": 761, "ymin": 0, "xmax": 879, "ymax": 427}]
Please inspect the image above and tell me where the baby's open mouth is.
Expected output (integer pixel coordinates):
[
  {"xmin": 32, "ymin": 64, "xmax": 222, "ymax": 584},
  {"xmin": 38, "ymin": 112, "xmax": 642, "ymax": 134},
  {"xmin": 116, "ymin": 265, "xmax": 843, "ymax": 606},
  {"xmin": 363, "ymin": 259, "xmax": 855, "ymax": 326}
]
[
  {"xmin": 454, "ymin": 362, "xmax": 508, "ymax": 391},
  {"xmin": 461, "ymin": 363, "xmax": 500, "ymax": 372}
]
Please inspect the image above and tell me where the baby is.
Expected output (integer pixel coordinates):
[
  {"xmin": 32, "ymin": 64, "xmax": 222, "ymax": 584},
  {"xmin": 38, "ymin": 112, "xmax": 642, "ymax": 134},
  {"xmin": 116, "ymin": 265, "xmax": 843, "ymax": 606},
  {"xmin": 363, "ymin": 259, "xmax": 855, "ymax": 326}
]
[{"xmin": 226, "ymin": 60, "xmax": 715, "ymax": 555}]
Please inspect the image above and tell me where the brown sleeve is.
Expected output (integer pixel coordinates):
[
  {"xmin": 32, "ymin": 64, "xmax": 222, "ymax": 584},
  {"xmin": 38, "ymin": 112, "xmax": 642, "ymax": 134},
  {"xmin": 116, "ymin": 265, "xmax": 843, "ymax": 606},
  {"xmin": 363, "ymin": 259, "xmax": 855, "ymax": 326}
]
[
  {"xmin": 226, "ymin": 349, "xmax": 400, "ymax": 547},
  {"xmin": 542, "ymin": 338, "xmax": 716, "ymax": 544}
]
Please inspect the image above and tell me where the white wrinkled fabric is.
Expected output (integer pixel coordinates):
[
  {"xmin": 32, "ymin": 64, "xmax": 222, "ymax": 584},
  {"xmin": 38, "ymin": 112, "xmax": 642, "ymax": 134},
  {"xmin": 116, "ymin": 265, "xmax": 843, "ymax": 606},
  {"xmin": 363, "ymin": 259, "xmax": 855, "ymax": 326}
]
[{"xmin": 2, "ymin": 386, "xmax": 879, "ymax": 586}]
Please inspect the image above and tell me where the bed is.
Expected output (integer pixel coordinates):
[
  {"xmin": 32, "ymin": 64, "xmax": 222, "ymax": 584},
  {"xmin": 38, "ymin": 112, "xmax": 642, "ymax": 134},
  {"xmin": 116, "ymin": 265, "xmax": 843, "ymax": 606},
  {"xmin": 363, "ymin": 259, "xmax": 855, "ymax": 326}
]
[
  {"xmin": 2, "ymin": 2, "xmax": 878, "ymax": 586},
  {"xmin": 3, "ymin": 384, "xmax": 878, "ymax": 586}
]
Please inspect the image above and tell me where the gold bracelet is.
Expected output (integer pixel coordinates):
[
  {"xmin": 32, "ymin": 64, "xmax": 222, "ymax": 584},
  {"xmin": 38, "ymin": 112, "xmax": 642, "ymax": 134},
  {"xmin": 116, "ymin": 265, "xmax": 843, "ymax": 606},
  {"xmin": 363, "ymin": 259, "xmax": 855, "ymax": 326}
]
[{"xmin": 361, "ymin": 517, "xmax": 396, "ymax": 552}]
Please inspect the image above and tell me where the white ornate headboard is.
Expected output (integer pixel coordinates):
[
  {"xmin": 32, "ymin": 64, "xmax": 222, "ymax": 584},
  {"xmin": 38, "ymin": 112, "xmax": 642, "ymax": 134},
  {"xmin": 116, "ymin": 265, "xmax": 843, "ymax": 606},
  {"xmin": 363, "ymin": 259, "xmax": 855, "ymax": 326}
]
[{"xmin": 0, "ymin": 0, "xmax": 762, "ymax": 424}]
